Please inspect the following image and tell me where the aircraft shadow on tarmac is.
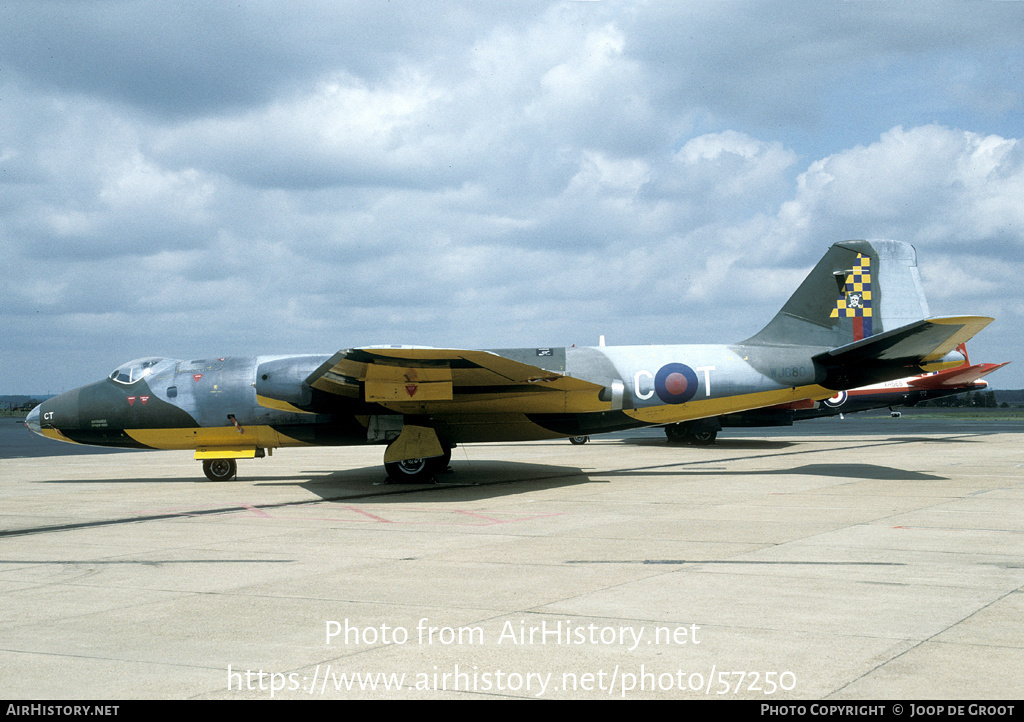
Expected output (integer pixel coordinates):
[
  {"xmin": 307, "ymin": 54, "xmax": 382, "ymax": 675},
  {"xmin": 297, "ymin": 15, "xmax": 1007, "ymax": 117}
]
[
  {"xmin": 615, "ymin": 437, "xmax": 796, "ymax": 450},
  {"xmin": 279, "ymin": 460, "xmax": 597, "ymax": 502},
  {"xmin": 31, "ymin": 464, "xmax": 593, "ymax": 498},
  {"xmin": 7, "ymin": 454, "xmax": 950, "ymax": 542},
  {"xmin": 2, "ymin": 461, "xmax": 595, "ymax": 540},
  {"xmin": 283, "ymin": 453, "xmax": 948, "ymax": 501},
  {"xmin": 33, "ymin": 454, "xmax": 945, "ymax": 497},
  {"xmin": 596, "ymin": 461, "xmax": 947, "ymax": 482},
  {"xmin": 769, "ymin": 463, "xmax": 946, "ymax": 481}
]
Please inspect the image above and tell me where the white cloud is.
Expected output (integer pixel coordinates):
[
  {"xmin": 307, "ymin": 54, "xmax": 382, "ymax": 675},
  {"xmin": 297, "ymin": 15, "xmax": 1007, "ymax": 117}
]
[
  {"xmin": 2, "ymin": 3, "xmax": 1023, "ymax": 391},
  {"xmin": 664, "ymin": 131, "xmax": 798, "ymax": 216},
  {"xmin": 786, "ymin": 125, "xmax": 1024, "ymax": 252}
]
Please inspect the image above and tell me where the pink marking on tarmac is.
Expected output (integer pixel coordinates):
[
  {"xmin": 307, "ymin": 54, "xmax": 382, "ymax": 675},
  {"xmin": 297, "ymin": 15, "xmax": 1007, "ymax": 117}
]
[
  {"xmin": 241, "ymin": 503, "xmax": 271, "ymax": 518},
  {"xmin": 338, "ymin": 506, "xmax": 395, "ymax": 523},
  {"xmin": 135, "ymin": 503, "xmax": 565, "ymax": 527},
  {"xmin": 452, "ymin": 509, "xmax": 547, "ymax": 524}
]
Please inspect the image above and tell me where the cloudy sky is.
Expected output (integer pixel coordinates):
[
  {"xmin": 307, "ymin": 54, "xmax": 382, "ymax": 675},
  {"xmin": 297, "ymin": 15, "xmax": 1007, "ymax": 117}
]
[{"xmin": 2, "ymin": 0, "xmax": 1022, "ymax": 395}]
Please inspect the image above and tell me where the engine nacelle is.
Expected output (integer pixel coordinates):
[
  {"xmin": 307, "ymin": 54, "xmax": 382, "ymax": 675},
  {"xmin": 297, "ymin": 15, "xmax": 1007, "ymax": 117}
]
[{"xmin": 254, "ymin": 355, "xmax": 330, "ymax": 412}]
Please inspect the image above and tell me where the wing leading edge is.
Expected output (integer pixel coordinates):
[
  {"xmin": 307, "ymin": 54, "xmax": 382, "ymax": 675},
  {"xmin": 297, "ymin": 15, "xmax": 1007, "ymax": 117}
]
[{"xmin": 305, "ymin": 347, "xmax": 607, "ymax": 413}]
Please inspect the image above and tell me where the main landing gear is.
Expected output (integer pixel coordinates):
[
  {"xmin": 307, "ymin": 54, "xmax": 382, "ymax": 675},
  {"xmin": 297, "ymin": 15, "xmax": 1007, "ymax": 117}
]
[
  {"xmin": 665, "ymin": 420, "xmax": 720, "ymax": 446},
  {"xmin": 383, "ymin": 444, "xmax": 453, "ymax": 484},
  {"xmin": 202, "ymin": 458, "xmax": 237, "ymax": 481}
]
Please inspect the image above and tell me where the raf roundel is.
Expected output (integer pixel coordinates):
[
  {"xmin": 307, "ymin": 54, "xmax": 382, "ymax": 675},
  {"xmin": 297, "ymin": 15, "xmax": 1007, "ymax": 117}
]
[
  {"xmin": 654, "ymin": 363, "xmax": 699, "ymax": 405},
  {"xmin": 823, "ymin": 390, "xmax": 848, "ymax": 408}
]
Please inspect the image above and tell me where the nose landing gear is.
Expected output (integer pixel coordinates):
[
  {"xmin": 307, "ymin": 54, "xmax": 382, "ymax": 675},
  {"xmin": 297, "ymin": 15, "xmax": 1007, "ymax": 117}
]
[{"xmin": 202, "ymin": 458, "xmax": 237, "ymax": 481}]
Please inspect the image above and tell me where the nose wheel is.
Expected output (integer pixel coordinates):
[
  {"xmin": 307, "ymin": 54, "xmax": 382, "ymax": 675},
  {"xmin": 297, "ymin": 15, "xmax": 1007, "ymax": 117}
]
[{"xmin": 202, "ymin": 458, "xmax": 237, "ymax": 481}]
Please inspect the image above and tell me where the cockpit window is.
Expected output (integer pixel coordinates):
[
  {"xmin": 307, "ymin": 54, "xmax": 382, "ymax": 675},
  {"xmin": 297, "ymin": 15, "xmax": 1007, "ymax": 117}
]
[{"xmin": 108, "ymin": 358, "xmax": 168, "ymax": 385}]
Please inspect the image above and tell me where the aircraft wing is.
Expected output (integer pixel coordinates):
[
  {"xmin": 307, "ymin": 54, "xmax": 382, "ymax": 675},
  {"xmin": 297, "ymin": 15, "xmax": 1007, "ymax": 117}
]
[
  {"xmin": 907, "ymin": 361, "xmax": 1009, "ymax": 389},
  {"xmin": 306, "ymin": 347, "xmax": 605, "ymax": 406},
  {"xmin": 812, "ymin": 315, "xmax": 994, "ymax": 390}
]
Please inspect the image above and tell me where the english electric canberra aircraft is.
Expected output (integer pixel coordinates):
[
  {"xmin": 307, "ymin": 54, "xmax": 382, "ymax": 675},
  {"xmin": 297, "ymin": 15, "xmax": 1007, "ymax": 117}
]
[{"xmin": 27, "ymin": 240, "xmax": 993, "ymax": 482}]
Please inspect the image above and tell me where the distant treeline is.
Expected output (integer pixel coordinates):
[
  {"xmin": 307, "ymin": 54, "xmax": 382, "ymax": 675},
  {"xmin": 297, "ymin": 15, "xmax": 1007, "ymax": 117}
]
[
  {"xmin": 0, "ymin": 395, "xmax": 50, "ymax": 413},
  {"xmin": 919, "ymin": 389, "xmax": 1024, "ymax": 408},
  {"xmin": 918, "ymin": 390, "xmax": 997, "ymax": 408},
  {"xmin": 993, "ymin": 389, "xmax": 1024, "ymax": 406}
]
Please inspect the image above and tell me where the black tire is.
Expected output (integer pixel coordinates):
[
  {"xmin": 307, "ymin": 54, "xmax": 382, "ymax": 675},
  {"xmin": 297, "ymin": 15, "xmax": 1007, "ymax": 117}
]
[
  {"xmin": 202, "ymin": 458, "xmax": 237, "ymax": 481},
  {"xmin": 438, "ymin": 444, "xmax": 453, "ymax": 471},
  {"xmin": 569, "ymin": 436, "xmax": 589, "ymax": 445},
  {"xmin": 689, "ymin": 429, "xmax": 717, "ymax": 445},
  {"xmin": 384, "ymin": 457, "xmax": 440, "ymax": 484},
  {"xmin": 665, "ymin": 424, "xmax": 690, "ymax": 443}
]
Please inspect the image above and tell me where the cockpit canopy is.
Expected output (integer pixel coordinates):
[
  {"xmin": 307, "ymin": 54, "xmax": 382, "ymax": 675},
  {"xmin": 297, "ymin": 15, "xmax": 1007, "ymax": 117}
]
[{"xmin": 108, "ymin": 357, "xmax": 175, "ymax": 385}]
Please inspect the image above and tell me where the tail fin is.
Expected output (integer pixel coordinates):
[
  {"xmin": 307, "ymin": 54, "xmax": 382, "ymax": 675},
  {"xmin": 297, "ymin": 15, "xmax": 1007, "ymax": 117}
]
[
  {"xmin": 745, "ymin": 240, "xmax": 992, "ymax": 389},
  {"xmin": 744, "ymin": 240, "xmax": 929, "ymax": 347}
]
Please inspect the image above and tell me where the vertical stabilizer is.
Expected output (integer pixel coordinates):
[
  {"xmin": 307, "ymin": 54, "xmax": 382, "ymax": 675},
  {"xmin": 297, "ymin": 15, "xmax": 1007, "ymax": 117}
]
[{"xmin": 743, "ymin": 240, "xmax": 930, "ymax": 348}]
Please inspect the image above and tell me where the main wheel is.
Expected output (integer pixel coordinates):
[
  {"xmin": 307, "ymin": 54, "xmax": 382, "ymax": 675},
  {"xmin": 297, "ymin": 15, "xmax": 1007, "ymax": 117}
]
[
  {"xmin": 689, "ymin": 429, "xmax": 718, "ymax": 445},
  {"xmin": 202, "ymin": 458, "xmax": 237, "ymax": 481},
  {"xmin": 569, "ymin": 436, "xmax": 589, "ymax": 445},
  {"xmin": 384, "ymin": 457, "xmax": 440, "ymax": 484},
  {"xmin": 665, "ymin": 424, "xmax": 690, "ymax": 443}
]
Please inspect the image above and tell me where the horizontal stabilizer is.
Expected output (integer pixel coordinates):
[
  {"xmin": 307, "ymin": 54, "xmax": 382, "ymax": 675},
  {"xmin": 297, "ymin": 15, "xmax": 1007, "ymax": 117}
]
[
  {"xmin": 812, "ymin": 316, "xmax": 993, "ymax": 390},
  {"xmin": 907, "ymin": 361, "xmax": 1009, "ymax": 389}
]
